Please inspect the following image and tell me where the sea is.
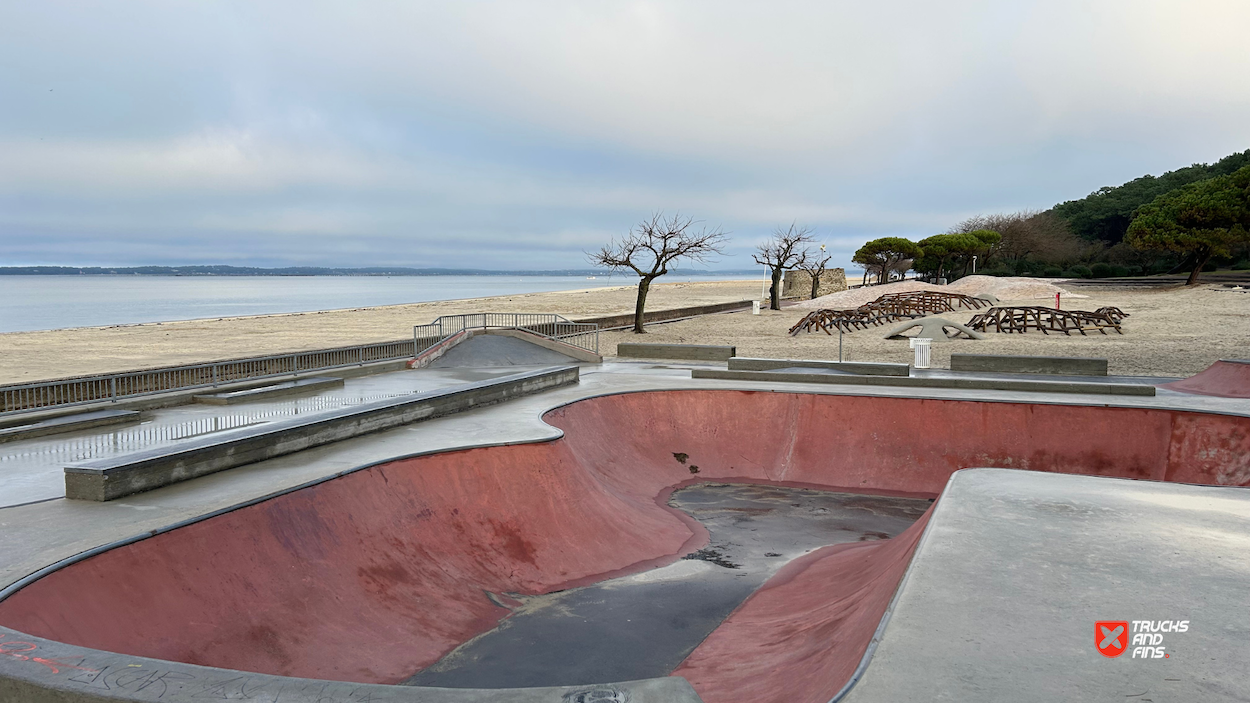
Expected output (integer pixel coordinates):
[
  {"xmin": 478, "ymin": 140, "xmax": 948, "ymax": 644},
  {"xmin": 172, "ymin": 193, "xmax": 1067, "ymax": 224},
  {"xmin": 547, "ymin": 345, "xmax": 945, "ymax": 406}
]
[{"xmin": 0, "ymin": 274, "xmax": 760, "ymax": 333}]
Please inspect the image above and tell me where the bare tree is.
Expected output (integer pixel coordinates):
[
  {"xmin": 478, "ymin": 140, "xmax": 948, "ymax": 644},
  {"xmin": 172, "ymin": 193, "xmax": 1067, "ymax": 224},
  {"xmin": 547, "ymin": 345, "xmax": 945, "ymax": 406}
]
[
  {"xmin": 954, "ymin": 211, "xmax": 1090, "ymax": 268},
  {"xmin": 795, "ymin": 244, "xmax": 832, "ymax": 299},
  {"xmin": 589, "ymin": 213, "xmax": 728, "ymax": 333},
  {"xmin": 753, "ymin": 224, "xmax": 815, "ymax": 310}
]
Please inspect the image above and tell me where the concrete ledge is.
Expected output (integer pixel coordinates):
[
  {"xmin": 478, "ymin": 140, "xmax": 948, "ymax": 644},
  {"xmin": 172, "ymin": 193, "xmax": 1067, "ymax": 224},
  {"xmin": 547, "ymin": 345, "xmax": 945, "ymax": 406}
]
[
  {"xmin": 0, "ymin": 625, "xmax": 700, "ymax": 703},
  {"xmin": 0, "ymin": 409, "xmax": 141, "ymax": 444},
  {"xmin": 617, "ymin": 343, "xmax": 737, "ymax": 362},
  {"xmin": 64, "ymin": 366, "xmax": 579, "ymax": 502},
  {"xmin": 192, "ymin": 377, "xmax": 345, "ymax": 405},
  {"xmin": 578, "ymin": 300, "xmax": 751, "ymax": 330},
  {"xmin": 950, "ymin": 353, "xmax": 1108, "ymax": 376},
  {"xmin": 692, "ymin": 368, "xmax": 1155, "ymax": 396},
  {"xmin": 729, "ymin": 357, "xmax": 910, "ymax": 376}
]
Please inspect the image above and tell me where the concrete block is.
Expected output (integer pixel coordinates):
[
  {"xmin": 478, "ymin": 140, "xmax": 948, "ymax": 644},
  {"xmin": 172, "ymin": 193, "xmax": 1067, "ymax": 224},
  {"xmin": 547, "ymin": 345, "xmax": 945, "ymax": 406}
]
[
  {"xmin": 192, "ymin": 376, "xmax": 344, "ymax": 405},
  {"xmin": 617, "ymin": 343, "xmax": 736, "ymax": 361},
  {"xmin": 950, "ymin": 353, "xmax": 1108, "ymax": 376},
  {"xmin": 728, "ymin": 357, "xmax": 910, "ymax": 376},
  {"xmin": 691, "ymin": 368, "xmax": 1154, "ymax": 396},
  {"xmin": 0, "ymin": 409, "xmax": 141, "ymax": 444},
  {"xmin": 64, "ymin": 366, "xmax": 579, "ymax": 501}
]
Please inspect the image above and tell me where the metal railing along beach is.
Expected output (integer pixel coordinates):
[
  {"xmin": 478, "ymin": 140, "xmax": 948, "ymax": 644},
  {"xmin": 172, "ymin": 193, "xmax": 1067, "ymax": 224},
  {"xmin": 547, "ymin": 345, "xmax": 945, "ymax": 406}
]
[
  {"xmin": 0, "ymin": 340, "xmax": 415, "ymax": 416},
  {"xmin": 413, "ymin": 313, "xmax": 599, "ymax": 356},
  {"xmin": 2, "ymin": 313, "xmax": 598, "ymax": 417}
]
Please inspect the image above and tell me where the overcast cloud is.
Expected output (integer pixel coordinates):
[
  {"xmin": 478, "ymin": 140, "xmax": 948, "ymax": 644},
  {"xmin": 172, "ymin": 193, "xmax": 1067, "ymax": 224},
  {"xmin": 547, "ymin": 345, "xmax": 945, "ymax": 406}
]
[{"xmin": 2, "ymin": 1, "xmax": 1249, "ymax": 270}]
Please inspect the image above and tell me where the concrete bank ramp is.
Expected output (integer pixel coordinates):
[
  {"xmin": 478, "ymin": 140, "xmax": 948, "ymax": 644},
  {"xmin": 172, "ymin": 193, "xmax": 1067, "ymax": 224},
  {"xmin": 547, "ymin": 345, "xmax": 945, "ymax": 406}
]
[
  {"xmin": 1161, "ymin": 359, "xmax": 1250, "ymax": 398},
  {"xmin": 429, "ymin": 334, "xmax": 582, "ymax": 368}
]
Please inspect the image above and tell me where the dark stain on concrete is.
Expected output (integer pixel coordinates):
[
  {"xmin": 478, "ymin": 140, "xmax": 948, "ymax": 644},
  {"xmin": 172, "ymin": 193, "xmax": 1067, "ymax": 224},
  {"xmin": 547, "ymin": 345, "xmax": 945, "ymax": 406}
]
[
  {"xmin": 403, "ymin": 483, "xmax": 929, "ymax": 689},
  {"xmin": 489, "ymin": 520, "xmax": 539, "ymax": 566}
]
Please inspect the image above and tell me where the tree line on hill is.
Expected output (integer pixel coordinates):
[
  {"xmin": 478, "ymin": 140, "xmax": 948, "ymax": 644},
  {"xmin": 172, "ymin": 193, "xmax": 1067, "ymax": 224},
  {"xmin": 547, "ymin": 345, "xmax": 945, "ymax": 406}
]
[{"xmin": 852, "ymin": 151, "xmax": 1250, "ymax": 286}]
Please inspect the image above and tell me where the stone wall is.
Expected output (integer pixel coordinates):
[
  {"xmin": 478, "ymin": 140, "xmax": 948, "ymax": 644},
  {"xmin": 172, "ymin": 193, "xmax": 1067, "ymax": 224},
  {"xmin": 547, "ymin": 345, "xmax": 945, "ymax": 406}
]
[{"xmin": 784, "ymin": 268, "xmax": 847, "ymax": 299}]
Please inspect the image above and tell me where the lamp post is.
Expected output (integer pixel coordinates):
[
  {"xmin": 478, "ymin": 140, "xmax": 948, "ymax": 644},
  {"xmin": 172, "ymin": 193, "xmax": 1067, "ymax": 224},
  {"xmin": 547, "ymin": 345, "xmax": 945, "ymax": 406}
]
[{"xmin": 972, "ymin": 255, "xmax": 978, "ymax": 274}]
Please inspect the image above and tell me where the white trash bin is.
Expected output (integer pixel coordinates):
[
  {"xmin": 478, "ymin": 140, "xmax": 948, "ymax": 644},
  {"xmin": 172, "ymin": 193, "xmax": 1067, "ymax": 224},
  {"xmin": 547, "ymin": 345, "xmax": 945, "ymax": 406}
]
[
  {"xmin": 912, "ymin": 337, "xmax": 932, "ymax": 369},
  {"xmin": 752, "ymin": 301, "xmax": 761, "ymax": 315}
]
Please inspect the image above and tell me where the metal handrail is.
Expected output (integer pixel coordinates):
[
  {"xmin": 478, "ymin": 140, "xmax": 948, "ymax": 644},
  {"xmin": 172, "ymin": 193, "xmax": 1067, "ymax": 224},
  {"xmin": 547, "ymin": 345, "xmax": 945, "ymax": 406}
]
[
  {"xmin": 2, "ymin": 313, "xmax": 599, "ymax": 417},
  {"xmin": 413, "ymin": 313, "xmax": 599, "ymax": 357},
  {"xmin": 0, "ymin": 339, "xmax": 415, "ymax": 416}
]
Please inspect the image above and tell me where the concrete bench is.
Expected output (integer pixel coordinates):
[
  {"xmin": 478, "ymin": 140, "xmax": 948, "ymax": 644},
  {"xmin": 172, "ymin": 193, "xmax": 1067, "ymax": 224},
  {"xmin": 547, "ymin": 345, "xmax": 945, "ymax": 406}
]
[
  {"xmin": 950, "ymin": 354, "xmax": 1108, "ymax": 376},
  {"xmin": 729, "ymin": 357, "xmax": 910, "ymax": 376},
  {"xmin": 64, "ymin": 365, "xmax": 579, "ymax": 501},
  {"xmin": 617, "ymin": 343, "xmax": 736, "ymax": 362}
]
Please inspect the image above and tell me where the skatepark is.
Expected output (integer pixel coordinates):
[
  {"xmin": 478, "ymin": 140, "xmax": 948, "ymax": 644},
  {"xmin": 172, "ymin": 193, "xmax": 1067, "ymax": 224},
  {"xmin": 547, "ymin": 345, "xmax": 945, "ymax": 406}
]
[{"xmin": 0, "ymin": 324, "xmax": 1248, "ymax": 703}]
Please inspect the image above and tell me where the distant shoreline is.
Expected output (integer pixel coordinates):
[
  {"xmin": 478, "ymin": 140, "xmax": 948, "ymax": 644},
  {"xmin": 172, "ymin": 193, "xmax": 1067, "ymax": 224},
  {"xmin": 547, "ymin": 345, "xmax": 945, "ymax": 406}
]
[
  {"xmin": 0, "ymin": 272, "xmax": 762, "ymax": 334},
  {"xmin": 0, "ymin": 266, "xmax": 764, "ymax": 277}
]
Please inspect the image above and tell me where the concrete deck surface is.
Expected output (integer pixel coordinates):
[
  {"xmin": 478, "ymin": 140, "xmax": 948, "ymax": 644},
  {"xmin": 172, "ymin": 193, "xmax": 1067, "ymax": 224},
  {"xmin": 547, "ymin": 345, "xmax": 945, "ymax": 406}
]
[{"xmin": 844, "ymin": 469, "xmax": 1250, "ymax": 702}]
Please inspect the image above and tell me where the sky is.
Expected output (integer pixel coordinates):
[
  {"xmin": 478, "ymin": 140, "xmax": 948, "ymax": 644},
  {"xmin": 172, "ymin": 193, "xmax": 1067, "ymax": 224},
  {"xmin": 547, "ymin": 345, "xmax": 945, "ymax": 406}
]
[{"xmin": 2, "ymin": 1, "xmax": 1249, "ymax": 272}]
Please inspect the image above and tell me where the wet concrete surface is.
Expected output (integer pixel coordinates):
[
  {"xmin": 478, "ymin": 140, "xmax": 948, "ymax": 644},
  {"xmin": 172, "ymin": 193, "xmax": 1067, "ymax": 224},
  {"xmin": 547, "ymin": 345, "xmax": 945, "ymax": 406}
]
[
  {"xmin": 429, "ymin": 335, "xmax": 580, "ymax": 368},
  {"xmin": 404, "ymin": 483, "xmax": 930, "ymax": 689},
  {"xmin": 0, "ymin": 366, "xmax": 539, "ymax": 506}
]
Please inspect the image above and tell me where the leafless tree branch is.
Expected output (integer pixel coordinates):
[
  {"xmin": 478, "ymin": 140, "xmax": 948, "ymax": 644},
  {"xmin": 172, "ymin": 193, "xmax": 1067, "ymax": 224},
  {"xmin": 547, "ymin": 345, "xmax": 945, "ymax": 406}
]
[
  {"xmin": 752, "ymin": 223, "xmax": 816, "ymax": 309},
  {"xmin": 796, "ymin": 248, "xmax": 833, "ymax": 299},
  {"xmin": 587, "ymin": 213, "xmax": 728, "ymax": 332}
]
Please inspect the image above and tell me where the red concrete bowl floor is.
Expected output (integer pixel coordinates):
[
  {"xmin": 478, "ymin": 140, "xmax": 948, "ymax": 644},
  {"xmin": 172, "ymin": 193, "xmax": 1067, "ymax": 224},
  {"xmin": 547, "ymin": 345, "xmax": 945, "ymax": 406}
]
[{"xmin": 0, "ymin": 390, "xmax": 1247, "ymax": 703}]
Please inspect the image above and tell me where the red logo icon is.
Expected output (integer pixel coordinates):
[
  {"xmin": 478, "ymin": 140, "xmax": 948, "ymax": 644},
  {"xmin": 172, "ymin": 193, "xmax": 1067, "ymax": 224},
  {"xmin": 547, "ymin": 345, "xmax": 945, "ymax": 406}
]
[{"xmin": 1096, "ymin": 621, "xmax": 1129, "ymax": 657}]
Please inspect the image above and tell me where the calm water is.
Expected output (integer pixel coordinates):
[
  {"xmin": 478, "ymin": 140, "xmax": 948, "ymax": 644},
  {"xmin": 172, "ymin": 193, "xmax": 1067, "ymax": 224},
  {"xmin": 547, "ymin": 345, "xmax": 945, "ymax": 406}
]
[{"xmin": 0, "ymin": 275, "xmax": 755, "ymax": 333}]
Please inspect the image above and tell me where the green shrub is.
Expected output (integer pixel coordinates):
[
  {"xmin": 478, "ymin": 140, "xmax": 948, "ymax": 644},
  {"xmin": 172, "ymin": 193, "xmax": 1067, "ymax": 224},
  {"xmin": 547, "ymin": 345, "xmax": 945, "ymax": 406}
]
[
  {"xmin": 977, "ymin": 265, "xmax": 1014, "ymax": 277},
  {"xmin": 1233, "ymin": 260, "xmax": 1250, "ymax": 271},
  {"xmin": 1042, "ymin": 266, "xmax": 1064, "ymax": 277},
  {"xmin": 1090, "ymin": 263, "xmax": 1113, "ymax": 278},
  {"xmin": 1065, "ymin": 265, "xmax": 1093, "ymax": 278},
  {"xmin": 1110, "ymin": 265, "xmax": 1130, "ymax": 277},
  {"xmin": 1202, "ymin": 262, "xmax": 1218, "ymax": 272},
  {"xmin": 1126, "ymin": 265, "xmax": 1144, "ymax": 276}
]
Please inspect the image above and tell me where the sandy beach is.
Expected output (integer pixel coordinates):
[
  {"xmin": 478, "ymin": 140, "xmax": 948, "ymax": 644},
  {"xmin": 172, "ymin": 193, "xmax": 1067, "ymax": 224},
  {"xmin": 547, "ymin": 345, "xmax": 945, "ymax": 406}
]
[
  {"xmin": 0, "ymin": 280, "xmax": 761, "ymax": 384},
  {"xmin": 2, "ymin": 278, "xmax": 1247, "ymax": 384}
]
